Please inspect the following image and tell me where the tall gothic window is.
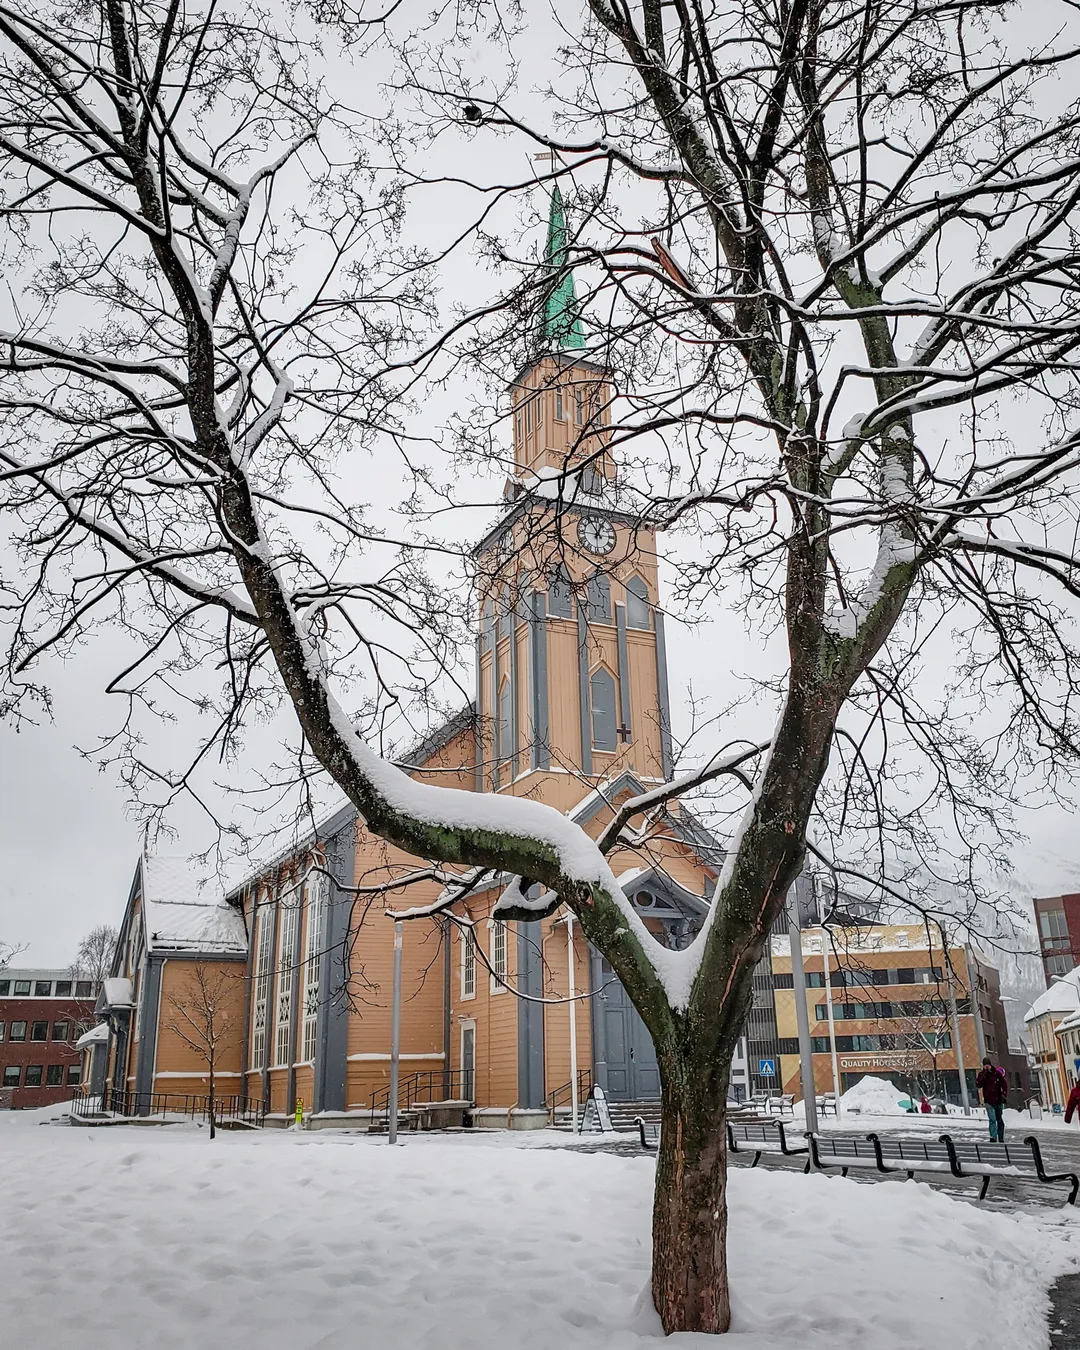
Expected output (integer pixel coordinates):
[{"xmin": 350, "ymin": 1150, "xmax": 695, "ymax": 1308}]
[
  {"xmin": 301, "ymin": 871, "xmax": 326, "ymax": 1065},
  {"xmin": 489, "ymin": 919, "xmax": 508, "ymax": 994},
  {"xmin": 250, "ymin": 894, "xmax": 274, "ymax": 1070},
  {"xmin": 626, "ymin": 575, "xmax": 651, "ymax": 629},
  {"xmin": 498, "ymin": 676, "xmax": 514, "ymax": 763},
  {"xmin": 274, "ymin": 891, "xmax": 301, "ymax": 1068},
  {"xmin": 590, "ymin": 667, "xmax": 618, "ymax": 751},
  {"xmin": 548, "ymin": 565, "xmax": 573, "ymax": 618},
  {"xmin": 585, "ymin": 573, "xmax": 611, "ymax": 623}
]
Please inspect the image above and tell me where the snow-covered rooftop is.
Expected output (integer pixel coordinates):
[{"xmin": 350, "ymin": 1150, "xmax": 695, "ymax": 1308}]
[
  {"xmin": 1025, "ymin": 966, "xmax": 1080, "ymax": 1023},
  {"xmin": 141, "ymin": 856, "xmax": 248, "ymax": 955}
]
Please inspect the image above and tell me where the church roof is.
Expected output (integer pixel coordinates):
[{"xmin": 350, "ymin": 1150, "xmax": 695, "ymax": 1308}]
[{"xmin": 538, "ymin": 185, "xmax": 585, "ymax": 352}]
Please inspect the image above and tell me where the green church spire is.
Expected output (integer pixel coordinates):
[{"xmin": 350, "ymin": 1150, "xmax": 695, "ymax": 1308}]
[{"xmin": 539, "ymin": 184, "xmax": 585, "ymax": 351}]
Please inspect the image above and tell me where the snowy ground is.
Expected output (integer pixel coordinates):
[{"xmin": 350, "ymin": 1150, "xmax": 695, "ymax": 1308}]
[{"xmin": 3, "ymin": 1107, "xmax": 1080, "ymax": 1350}]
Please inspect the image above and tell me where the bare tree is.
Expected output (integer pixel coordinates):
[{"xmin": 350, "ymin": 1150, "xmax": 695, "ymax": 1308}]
[
  {"xmin": 0, "ymin": 939, "xmax": 26, "ymax": 968},
  {"xmin": 71, "ymin": 925, "xmax": 118, "ymax": 985},
  {"xmin": 166, "ymin": 963, "xmax": 242, "ymax": 1139},
  {"xmin": 4, "ymin": 0, "xmax": 1080, "ymax": 1336}
]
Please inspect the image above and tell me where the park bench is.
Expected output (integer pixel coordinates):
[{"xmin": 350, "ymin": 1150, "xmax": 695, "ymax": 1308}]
[
  {"xmin": 765, "ymin": 1093, "xmax": 795, "ymax": 1117},
  {"xmin": 728, "ymin": 1120, "xmax": 809, "ymax": 1170},
  {"xmin": 816, "ymin": 1093, "xmax": 838, "ymax": 1117},
  {"xmin": 805, "ymin": 1133, "xmax": 883, "ymax": 1176},
  {"xmin": 940, "ymin": 1134, "xmax": 1080, "ymax": 1204}
]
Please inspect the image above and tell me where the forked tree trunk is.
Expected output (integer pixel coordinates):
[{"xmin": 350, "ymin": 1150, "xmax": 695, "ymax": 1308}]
[{"xmin": 652, "ymin": 1055, "xmax": 732, "ymax": 1334}]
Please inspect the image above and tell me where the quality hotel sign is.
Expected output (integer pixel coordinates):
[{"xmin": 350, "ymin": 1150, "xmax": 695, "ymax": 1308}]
[{"xmin": 838, "ymin": 1053, "xmax": 928, "ymax": 1071}]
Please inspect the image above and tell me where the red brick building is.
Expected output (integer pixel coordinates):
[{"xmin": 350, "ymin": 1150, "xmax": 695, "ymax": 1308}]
[
  {"xmin": 1033, "ymin": 895, "xmax": 1080, "ymax": 983},
  {"xmin": 0, "ymin": 969, "xmax": 99, "ymax": 1109}
]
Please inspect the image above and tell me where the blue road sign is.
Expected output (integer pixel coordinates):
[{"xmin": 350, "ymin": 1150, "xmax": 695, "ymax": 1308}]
[{"xmin": 758, "ymin": 1058, "xmax": 776, "ymax": 1078}]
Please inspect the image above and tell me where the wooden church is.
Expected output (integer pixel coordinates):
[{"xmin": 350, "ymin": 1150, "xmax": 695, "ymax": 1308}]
[{"xmin": 88, "ymin": 191, "xmax": 740, "ymax": 1127}]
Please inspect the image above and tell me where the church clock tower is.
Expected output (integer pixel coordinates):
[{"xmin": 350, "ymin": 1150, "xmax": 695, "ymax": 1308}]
[{"xmin": 473, "ymin": 186, "xmax": 675, "ymax": 808}]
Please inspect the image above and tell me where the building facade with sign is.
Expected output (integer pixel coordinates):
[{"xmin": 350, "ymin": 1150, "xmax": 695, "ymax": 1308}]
[{"xmin": 764, "ymin": 923, "xmax": 1027, "ymax": 1105}]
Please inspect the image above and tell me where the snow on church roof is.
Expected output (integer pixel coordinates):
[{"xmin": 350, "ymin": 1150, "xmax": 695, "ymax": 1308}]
[{"xmin": 141, "ymin": 856, "xmax": 248, "ymax": 955}]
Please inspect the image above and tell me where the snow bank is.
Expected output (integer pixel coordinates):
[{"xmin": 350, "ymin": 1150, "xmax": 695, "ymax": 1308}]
[
  {"xmin": 839, "ymin": 1075, "xmax": 910, "ymax": 1115},
  {"xmin": 1, "ymin": 1124, "xmax": 1078, "ymax": 1349}
]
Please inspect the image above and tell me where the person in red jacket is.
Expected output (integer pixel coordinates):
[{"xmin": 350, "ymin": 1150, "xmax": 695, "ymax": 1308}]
[
  {"xmin": 976, "ymin": 1057, "xmax": 1008, "ymax": 1142},
  {"xmin": 1064, "ymin": 1081, "xmax": 1080, "ymax": 1123}
]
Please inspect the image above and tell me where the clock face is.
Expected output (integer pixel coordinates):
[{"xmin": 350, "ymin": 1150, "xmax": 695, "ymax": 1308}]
[{"xmin": 577, "ymin": 515, "xmax": 617, "ymax": 555}]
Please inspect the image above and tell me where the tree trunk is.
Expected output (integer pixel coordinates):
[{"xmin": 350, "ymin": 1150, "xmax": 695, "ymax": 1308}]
[
  {"xmin": 208, "ymin": 1059, "xmax": 216, "ymax": 1141},
  {"xmin": 652, "ymin": 1059, "xmax": 731, "ymax": 1334}
]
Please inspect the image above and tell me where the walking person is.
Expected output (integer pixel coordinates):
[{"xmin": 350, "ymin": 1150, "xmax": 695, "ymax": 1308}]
[
  {"xmin": 976, "ymin": 1057, "xmax": 1008, "ymax": 1142},
  {"xmin": 1063, "ymin": 1079, "xmax": 1080, "ymax": 1124}
]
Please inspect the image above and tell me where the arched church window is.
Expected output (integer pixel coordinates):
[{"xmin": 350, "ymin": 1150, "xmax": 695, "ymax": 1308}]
[
  {"xmin": 497, "ymin": 585, "xmax": 513, "ymax": 641},
  {"xmin": 498, "ymin": 676, "xmax": 514, "ymax": 761},
  {"xmin": 626, "ymin": 575, "xmax": 651, "ymax": 629},
  {"xmin": 590, "ymin": 667, "xmax": 617, "ymax": 752},
  {"xmin": 585, "ymin": 573, "xmax": 611, "ymax": 623},
  {"xmin": 547, "ymin": 565, "xmax": 573, "ymax": 619}
]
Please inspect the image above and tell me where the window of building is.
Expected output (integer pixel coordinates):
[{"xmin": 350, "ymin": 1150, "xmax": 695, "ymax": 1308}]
[
  {"xmin": 1040, "ymin": 908, "xmax": 1069, "ymax": 941},
  {"xmin": 590, "ymin": 667, "xmax": 617, "ymax": 752},
  {"xmin": 0, "ymin": 1021, "xmax": 4, "ymax": 1040},
  {"xmin": 481, "ymin": 597, "xmax": 495, "ymax": 649},
  {"xmin": 13, "ymin": 980, "xmax": 30, "ymax": 995},
  {"xmin": 75, "ymin": 981, "xmax": 93, "ymax": 998},
  {"xmin": 497, "ymin": 586, "xmax": 513, "ymax": 642},
  {"xmin": 45, "ymin": 1064, "xmax": 63, "ymax": 1086},
  {"xmin": 547, "ymin": 566, "xmax": 573, "ymax": 619},
  {"xmin": 30, "ymin": 1021, "xmax": 47, "ymax": 1042},
  {"xmin": 274, "ymin": 893, "xmax": 301, "ymax": 1068},
  {"xmin": 51, "ymin": 1021, "xmax": 69, "ymax": 1042},
  {"xmin": 301, "ymin": 873, "xmax": 326, "ymax": 1065},
  {"xmin": 625, "ymin": 575, "xmax": 651, "ymax": 629},
  {"xmin": 1047, "ymin": 954, "xmax": 1074, "ymax": 977},
  {"xmin": 585, "ymin": 573, "xmax": 611, "ymax": 623},
  {"xmin": 0, "ymin": 981, "xmax": 8, "ymax": 995},
  {"xmin": 461, "ymin": 927, "xmax": 476, "ymax": 1000},
  {"xmin": 24, "ymin": 1065, "xmax": 43, "ymax": 1086},
  {"xmin": 575, "ymin": 386, "xmax": 585, "ymax": 425},
  {"xmin": 9, "ymin": 1020, "xmax": 26, "ymax": 1041},
  {"xmin": 34, "ymin": 980, "xmax": 52, "ymax": 997},
  {"xmin": 497, "ymin": 676, "xmax": 514, "ymax": 764},
  {"xmin": 54, "ymin": 981, "xmax": 72, "ymax": 997},
  {"xmin": 251, "ymin": 894, "xmax": 275, "ymax": 1070},
  {"xmin": 489, "ymin": 920, "xmax": 508, "ymax": 994},
  {"xmin": 67, "ymin": 1064, "xmax": 82, "ymax": 1086},
  {"xmin": 3, "ymin": 1066, "xmax": 19, "ymax": 1087},
  {"xmin": 555, "ymin": 387, "xmax": 565, "ymax": 421}
]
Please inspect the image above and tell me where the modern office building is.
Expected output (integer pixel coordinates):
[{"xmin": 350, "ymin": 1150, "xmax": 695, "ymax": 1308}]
[{"xmin": 757, "ymin": 915, "xmax": 1027, "ymax": 1106}]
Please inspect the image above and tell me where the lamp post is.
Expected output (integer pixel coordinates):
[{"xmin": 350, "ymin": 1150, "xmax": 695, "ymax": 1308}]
[{"xmin": 817, "ymin": 894, "xmax": 843, "ymax": 1117}]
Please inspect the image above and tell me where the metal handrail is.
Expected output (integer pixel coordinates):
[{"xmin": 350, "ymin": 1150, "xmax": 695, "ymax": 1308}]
[
  {"xmin": 69, "ymin": 1087, "xmax": 265, "ymax": 1124},
  {"xmin": 546, "ymin": 1069, "xmax": 592, "ymax": 1121},
  {"xmin": 369, "ymin": 1069, "xmax": 474, "ymax": 1119}
]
